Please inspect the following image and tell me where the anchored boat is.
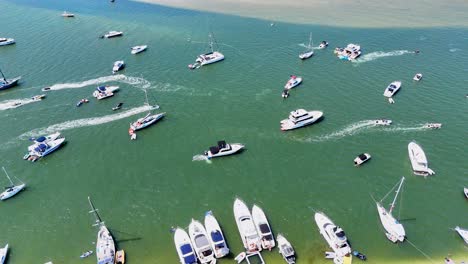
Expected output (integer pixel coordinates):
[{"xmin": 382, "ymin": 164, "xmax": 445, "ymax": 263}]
[
  {"xmin": 408, "ymin": 141, "xmax": 435, "ymax": 176},
  {"xmin": 376, "ymin": 177, "xmax": 406, "ymax": 243},
  {"xmin": 174, "ymin": 227, "xmax": 197, "ymax": 264},
  {"xmin": 0, "ymin": 68, "xmax": 20, "ymax": 91},
  {"xmin": 88, "ymin": 197, "xmax": 115, "ymax": 264},
  {"xmin": 277, "ymin": 234, "xmax": 295, "ymax": 264},
  {"xmin": 233, "ymin": 198, "xmax": 262, "ymax": 252},
  {"xmin": 204, "ymin": 211, "xmax": 229, "ymax": 258},
  {"xmin": 0, "ymin": 167, "xmax": 26, "ymax": 201}
]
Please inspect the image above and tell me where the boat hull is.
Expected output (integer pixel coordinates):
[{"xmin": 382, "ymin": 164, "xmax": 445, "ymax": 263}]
[
  {"xmin": 188, "ymin": 220, "xmax": 215, "ymax": 264},
  {"xmin": 408, "ymin": 141, "xmax": 434, "ymax": 176},
  {"xmin": 207, "ymin": 143, "xmax": 244, "ymax": 159},
  {"xmin": 233, "ymin": 198, "xmax": 261, "ymax": 252},
  {"xmin": 281, "ymin": 111, "xmax": 323, "ymax": 131},
  {"xmin": 0, "ymin": 77, "xmax": 20, "ymax": 91},
  {"xmin": 0, "ymin": 184, "xmax": 26, "ymax": 201},
  {"xmin": 314, "ymin": 212, "xmax": 351, "ymax": 257},
  {"xmin": 204, "ymin": 211, "xmax": 229, "ymax": 258},
  {"xmin": 96, "ymin": 225, "xmax": 115, "ymax": 264},
  {"xmin": 0, "ymin": 244, "xmax": 8, "ymax": 264},
  {"xmin": 455, "ymin": 226, "xmax": 468, "ymax": 244},
  {"xmin": 277, "ymin": 234, "xmax": 295, "ymax": 264},
  {"xmin": 383, "ymin": 81, "xmax": 402, "ymax": 98},
  {"xmin": 174, "ymin": 228, "xmax": 197, "ymax": 264},
  {"xmin": 376, "ymin": 203, "xmax": 405, "ymax": 242},
  {"xmin": 252, "ymin": 205, "xmax": 275, "ymax": 250},
  {"xmin": 131, "ymin": 113, "xmax": 165, "ymax": 131}
]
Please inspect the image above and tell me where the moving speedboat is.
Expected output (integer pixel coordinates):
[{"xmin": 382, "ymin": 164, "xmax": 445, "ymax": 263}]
[
  {"xmin": 413, "ymin": 73, "xmax": 422, "ymax": 81},
  {"xmin": 281, "ymin": 89, "xmax": 289, "ymax": 98},
  {"xmin": 24, "ymin": 138, "xmax": 66, "ymax": 162},
  {"xmin": 31, "ymin": 94, "xmax": 46, "ymax": 101},
  {"xmin": 130, "ymin": 112, "xmax": 165, "ymax": 131},
  {"xmin": 0, "ymin": 68, "xmax": 20, "ymax": 91},
  {"xmin": 203, "ymin": 141, "xmax": 244, "ymax": 159},
  {"xmin": 318, "ymin": 41, "xmax": 328, "ymax": 49},
  {"xmin": 277, "ymin": 234, "xmax": 295, "ymax": 264},
  {"xmin": 0, "ymin": 167, "xmax": 26, "ymax": 201},
  {"xmin": 204, "ymin": 211, "xmax": 229, "ymax": 258},
  {"xmin": 314, "ymin": 212, "xmax": 351, "ymax": 258},
  {"xmin": 280, "ymin": 109, "xmax": 323, "ymax": 131},
  {"xmin": 353, "ymin": 153, "xmax": 371, "ymax": 166},
  {"xmin": 284, "ymin": 76, "xmax": 302, "ymax": 90},
  {"xmin": 42, "ymin": 87, "xmax": 51, "ymax": 92},
  {"xmin": 374, "ymin": 119, "xmax": 392, "ymax": 126},
  {"xmin": 383, "ymin": 81, "xmax": 402, "ymax": 98},
  {"xmin": 408, "ymin": 141, "xmax": 435, "ymax": 176},
  {"xmin": 101, "ymin": 31, "xmax": 123, "ymax": 38},
  {"xmin": 190, "ymin": 33, "xmax": 224, "ymax": 69},
  {"xmin": 0, "ymin": 244, "xmax": 8, "ymax": 264},
  {"xmin": 112, "ymin": 60, "xmax": 125, "ymax": 74},
  {"xmin": 88, "ymin": 197, "xmax": 115, "ymax": 264},
  {"xmin": 252, "ymin": 205, "xmax": 275, "ymax": 250},
  {"xmin": 76, "ymin": 98, "xmax": 89, "ymax": 107},
  {"xmin": 93, "ymin": 86, "xmax": 119, "ymax": 100},
  {"xmin": 61, "ymin": 11, "xmax": 75, "ymax": 17},
  {"xmin": 233, "ymin": 198, "xmax": 262, "ymax": 252},
  {"xmin": 0, "ymin": 38, "xmax": 15, "ymax": 46},
  {"xmin": 174, "ymin": 228, "xmax": 197, "ymax": 264},
  {"xmin": 131, "ymin": 45, "xmax": 147, "ymax": 54},
  {"xmin": 188, "ymin": 219, "xmax": 215, "ymax": 264},
  {"xmin": 335, "ymin": 44, "xmax": 361, "ymax": 61},
  {"xmin": 377, "ymin": 177, "xmax": 406, "ymax": 243},
  {"xmin": 79, "ymin": 251, "xmax": 93, "ymax": 258},
  {"xmin": 424, "ymin": 123, "xmax": 442, "ymax": 129},
  {"xmin": 112, "ymin": 102, "xmax": 123, "ymax": 111},
  {"xmin": 454, "ymin": 226, "xmax": 468, "ymax": 244}
]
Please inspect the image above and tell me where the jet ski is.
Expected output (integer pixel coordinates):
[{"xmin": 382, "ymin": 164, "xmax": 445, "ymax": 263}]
[{"xmin": 112, "ymin": 102, "xmax": 123, "ymax": 111}]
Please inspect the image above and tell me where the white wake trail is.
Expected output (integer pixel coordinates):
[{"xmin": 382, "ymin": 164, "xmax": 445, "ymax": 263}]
[
  {"xmin": 312, "ymin": 120, "xmax": 377, "ymax": 142},
  {"xmin": 0, "ymin": 97, "xmax": 42, "ymax": 111},
  {"xmin": 48, "ymin": 75, "xmax": 150, "ymax": 91},
  {"xmin": 352, "ymin": 50, "xmax": 413, "ymax": 64}
]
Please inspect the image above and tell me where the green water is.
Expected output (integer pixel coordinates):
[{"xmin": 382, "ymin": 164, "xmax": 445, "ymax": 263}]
[{"xmin": 0, "ymin": 0, "xmax": 467, "ymax": 263}]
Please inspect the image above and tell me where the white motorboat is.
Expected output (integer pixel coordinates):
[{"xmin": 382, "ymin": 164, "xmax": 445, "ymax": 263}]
[
  {"xmin": 102, "ymin": 31, "xmax": 123, "ymax": 38},
  {"xmin": 130, "ymin": 112, "xmax": 165, "ymax": 131},
  {"xmin": 61, "ymin": 11, "xmax": 75, "ymax": 17},
  {"xmin": 383, "ymin": 81, "xmax": 402, "ymax": 98},
  {"xmin": 353, "ymin": 153, "xmax": 371, "ymax": 166},
  {"xmin": 112, "ymin": 60, "xmax": 125, "ymax": 74},
  {"xmin": 24, "ymin": 138, "xmax": 66, "ymax": 162},
  {"xmin": 188, "ymin": 219, "xmax": 215, "ymax": 263},
  {"xmin": 0, "ymin": 38, "xmax": 15, "ymax": 46},
  {"xmin": 376, "ymin": 177, "xmax": 406, "ymax": 243},
  {"xmin": 189, "ymin": 33, "xmax": 224, "ymax": 69},
  {"xmin": 424, "ymin": 123, "xmax": 442, "ymax": 129},
  {"xmin": 174, "ymin": 227, "xmax": 197, "ymax": 264},
  {"xmin": 88, "ymin": 197, "xmax": 115, "ymax": 264},
  {"xmin": 233, "ymin": 198, "xmax": 262, "ymax": 252},
  {"xmin": 252, "ymin": 205, "xmax": 275, "ymax": 250},
  {"xmin": 93, "ymin": 85, "xmax": 120, "ymax": 100},
  {"xmin": 28, "ymin": 132, "xmax": 61, "ymax": 151},
  {"xmin": 79, "ymin": 250, "xmax": 93, "ymax": 258},
  {"xmin": 284, "ymin": 76, "xmax": 302, "ymax": 90},
  {"xmin": 299, "ymin": 33, "xmax": 314, "ymax": 60},
  {"xmin": 277, "ymin": 234, "xmax": 295, "ymax": 264},
  {"xmin": 31, "ymin": 94, "xmax": 46, "ymax": 101},
  {"xmin": 318, "ymin": 41, "xmax": 328, "ymax": 49},
  {"xmin": 314, "ymin": 212, "xmax": 351, "ymax": 258},
  {"xmin": 464, "ymin": 187, "xmax": 468, "ymax": 199},
  {"xmin": 335, "ymin": 44, "xmax": 361, "ymax": 61},
  {"xmin": 204, "ymin": 211, "xmax": 229, "ymax": 258},
  {"xmin": 0, "ymin": 167, "xmax": 26, "ymax": 201},
  {"xmin": 408, "ymin": 141, "xmax": 435, "ymax": 176},
  {"xmin": 374, "ymin": 119, "xmax": 392, "ymax": 126},
  {"xmin": 413, "ymin": 73, "xmax": 423, "ymax": 81},
  {"xmin": 131, "ymin": 45, "xmax": 147, "ymax": 55},
  {"xmin": 281, "ymin": 89, "xmax": 289, "ymax": 99},
  {"xmin": 204, "ymin": 141, "xmax": 244, "ymax": 159},
  {"xmin": 455, "ymin": 226, "xmax": 468, "ymax": 244},
  {"xmin": 280, "ymin": 109, "xmax": 323, "ymax": 131},
  {"xmin": 0, "ymin": 244, "xmax": 8, "ymax": 264}
]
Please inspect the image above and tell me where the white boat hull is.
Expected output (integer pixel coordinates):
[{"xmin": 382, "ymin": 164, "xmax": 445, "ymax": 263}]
[
  {"xmin": 408, "ymin": 141, "xmax": 435, "ymax": 176},
  {"xmin": 0, "ymin": 244, "xmax": 8, "ymax": 264},
  {"xmin": 464, "ymin": 187, "xmax": 468, "ymax": 199},
  {"xmin": 130, "ymin": 112, "xmax": 165, "ymax": 131},
  {"xmin": 0, "ymin": 184, "xmax": 26, "ymax": 201},
  {"xmin": 96, "ymin": 225, "xmax": 115, "ymax": 264},
  {"xmin": 233, "ymin": 198, "xmax": 262, "ymax": 252},
  {"xmin": 281, "ymin": 111, "xmax": 323, "ymax": 131},
  {"xmin": 277, "ymin": 234, "xmax": 295, "ymax": 264},
  {"xmin": 314, "ymin": 212, "xmax": 351, "ymax": 257},
  {"xmin": 0, "ymin": 38, "xmax": 15, "ymax": 46},
  {"xmin": 299, "ymin": 51, "xmax": 313, "ymax": 60},
  {"xmin": 284, "ymin": 77, "xmax": 302, "ymax": 89},
  {"xmin": 131, "ymin": 45, "xmax": 147, "ymax": 54},
  {"xmin": 206, "ymin": 143, "xmax": 244, "ymax": 159},
  {"xmin": 204, "ymin": 211, "xmax": 229, "ymax": 258},
  {"xmin": 383, "ymin": 81, "xmax": 402, "ymax": 98},
  {"xmin": 252, "ymin": 205, "xmax": 275, "ymax": 250},
  {"xmin": 174, "ymin": 228, "xmax": 197, "ymax": 264},
  {"xmin": 376, "ymin": 203, "xmax": 405, "ymax": 243},
  {"xmin": 197, "ymin": 52, "xmax": 224, "ymax": 66},
  {"xmin": 188, "ymin": 220, "xmax": 215, "ymax": 263}
]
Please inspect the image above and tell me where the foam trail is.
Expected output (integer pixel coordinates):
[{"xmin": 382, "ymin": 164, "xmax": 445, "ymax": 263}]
[
  {"xmin": 47, "ymin": 75, "xmax": 150, "ymax": 91},
  {"xmin": 20, "ymin": 105, "xmax": 154, "ymax": 138},
  {"xmin": 298, "ymin": 43, "xmax": 321, "ymax": 50},
  {"xmin": 312, "ymin": 120, "xmax": 377, "ymax": 142},
  {"xmin": 192, "ymin": 155, "xmax": 212, "ymax": 163},
  {"xmin": 353, "ymin": 50, "xmax": 412, "ymax": 64},
  {"xmin": 0, "ymin": 97, "xmax": 42, "ymax": 111}
]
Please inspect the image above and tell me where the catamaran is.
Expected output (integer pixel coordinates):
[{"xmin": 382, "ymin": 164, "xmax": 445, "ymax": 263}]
[
  {"xmin": 93, "ymin": 86, "xmax": 120, "ymax": 100},
  {"xmin": 0, "ymin": 167, "xmax": 26, "ymax": 201},
  {"xmin": 88, "ymin": 197, "xmax": 115, "ymax": 264},
  {"xmin": 299, "ymin": 33, "xmax": 314, "ymax": 60},
  {"xmin": 376, "ymin": 177, "xmax": 406, "ymax": 243},
  {"xmin": 23, "ymin": 137, "xmax": 66, "ymax": 162},
  {"xmin": 0, "ymin": 68, "xmax": 20, "ymax": 91},
  {"xmin": 204, "ymin": 211, "xmax": 230, "ymax": 258},
  {"xmin": 188, "ymin": 33, "xmax": 224, "ymax": 69}
]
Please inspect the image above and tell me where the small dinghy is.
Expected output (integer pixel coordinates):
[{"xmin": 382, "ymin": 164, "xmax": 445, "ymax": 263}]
[
  {"xmin": 79, "ymin": 250, "xmax": 93, "ymax": 258},
  {"xmin": 112, "ymin": 102, "xmax": 123, "ymax": 111},
  {"xmin": 281, "ymin": 89, "xmax": 289, "ymax": 98},
  {"xmin": 374, "ymin": 119, "xmax": 392, "ymax": 126},
  {"xmin": 235, "ymin": 252, "xmax": 246, "ymax": 264},
  {"xmin": 352, "ymin": 250, "xmax": 366, "ymax": 261},
  {"xmin": 76, "ymin": 99, "xmax": 89, "ymax": 107},
  {"xmin": 41, "ymin": 87, "xmax": 51, "ymax": 92},
  {"xmin": 424, "ymin": 123, "xmax": 442, "ymax": 129},
  {"xmin": 115, "ymin": 250, "xmax": 125, "ymax": 264},
  {"xmin": 131, "ymin": 45, "xmax": 147, "ymax": 55},
  {"xmin": 354, "ymin": 153, "xmax": 371, "ymax": 166},
  {"xmin": 319, "ymin": 41, "xmax": 328, "ymax": 49},
  {"xmin": 413, "ymin": 73, "xmax": 423, "ymax": 81}
]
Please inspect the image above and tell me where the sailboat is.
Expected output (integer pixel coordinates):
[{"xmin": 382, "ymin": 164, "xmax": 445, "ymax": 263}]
[
  {"xmin": 0, "ymin": 167, "xmax": 26, "ymax": 201},
  {"xmin": 129, "ymin": 89, "xmax": 165, "ymax": 132},
  {"xmin": 188, "ymin": 33, "xmax": 224, "ymax": 69},
  {"xmin": 376, "ymin": 177, "xmax": 406, "ymax": 243},
  {"xmin": 0, "ymin": 68, "xmax": 21, "ymax": 91},
  {"xmin": 299, "ymin": 33, "xmax": 314, "ymax": 60},
  {"xmin": 88, "ymin": 197, "xmax": 115, "ymax": 264}
]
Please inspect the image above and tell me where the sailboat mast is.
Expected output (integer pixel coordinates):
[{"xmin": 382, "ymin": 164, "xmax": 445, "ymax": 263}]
[
  {"xmin": 309, "ymin": 33, "xmax": 312, "ymax": 49},
  {"xmin": 389, "ymin": 177, "xmax": 405, "ymax": 214},
  {"xmin": 2, "ymin": 167, "xmax": 14, "ymax": 186},
  {"xmin": 88, "ymin": 196, "xmax": 103, "ymax": 226},
  {"xmin": 208, "ymin": 33, "xmax": 214, "ymax": 53},
  {"xmin": 0, "ymin": 69, "xmax": 6, "ymax": 81}
]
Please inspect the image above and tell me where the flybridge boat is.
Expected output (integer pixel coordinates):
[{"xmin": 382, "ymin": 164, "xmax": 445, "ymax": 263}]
[
  {"xmin": 284, "ymin": 76, "xmax": 302, "ymax": 90},
  {"xmin": 31, "ymin": 94, "xmax": 46, "ymax": 101},
  {"xmin": 88, "ymin": 197, "xmax": 115, "ymax": 264},
  {"xmin": 383, "ymin": 81, "xmax": 402, "ymax": 98},
  {"xmin": 374, "ymin": 119, "xmax": 392, "ymax": 126},
  {"xmin": 233, "ymin": 198, "xmax": 262, "ymax": 252},
  {"xmin": 112, "ymin": 61, "xmax": 125, "ymax": 74},
  {"xmin": 131, "ymin": 45, "xmax": 147, "ymax": 55},
  {"xmin": 413, "ymin": 73, "xmax": 423, "ymax": 81},
  {"xmin": 299, "ymin": 33, "xmax": 314, "ymax": 60},
  {"xmin": 0, "ymin": 244, "xmax": 8, "ymax": 264},
  {"xmin": 314, "ymin": 212, "xmax": 352, "ymax": 258},
  {"xmin": 408, "ymin": 141, "xmax": 435, "ymax": 176},
  {"xmin": 252, "ymin": 205, "xmax": 275, "ymax": 250},
  {"xmin": 204, "ymin": 140, "xmax": 244, "ymax": 159},
  {"xmin": 23, "ymin": 138, "xmax": 66, "ymax": 162},
  {"xmin": 277, "ymin": 234, "xmax": 295, "ymax": 264},
  {"xmin": 0, "ymin": 68, "xmax": 20, "ymax": 91},
  {"xmin": 280, "ymin": 109, "xmax": 323, "ymax": 131},
  {"xmin": 354, "ymin": 153, "xmax": 371, "ymax": 166},
  {"xmin": 188, "ymin": 33, "xmax": 224, "ymax": 69},
  {"xmin": 204, "ymin": 211, "xmax": 229, "ymax": 258},
  {"xmin": 0, "ymin": 167, "xmax": 26, "ymax": 201},
  {"xmin": 101, "ymin": 31, "xmax": 123, "ymax": 38},
  {"xmin": 454, "ymin": 226, "xmax": 468, "ymax": 244},
  {"xmin": 0, "ymin": 38, "xmax": 15, "ymax": 46},
  {"xmin": 174, "ymin": 228, "xmax": 197, "ymax": 264},
  {"xmin": 334, "ymin": 44, "xmax": 361, "ymax": 61},
  {"xmin": 188, "ymin": 219, "xmax": 215, "ymax": 264},
  {"xmin": 376, "ymin": 177, "xmax": 406, "ymax": 243},
  {"xmin": 93, "ymin": 85, "xmax": 120, "ymax": 100}
]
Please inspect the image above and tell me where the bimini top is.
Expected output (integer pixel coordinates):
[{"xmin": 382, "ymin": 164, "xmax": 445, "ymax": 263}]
[
  {"xmin": 217, "ymin": 140, "xmax": 227, "ymax": 148},
  {"xmin": 209, "ymin": 146, "xmax": 220, "ymax": 154},
  {"xmin": 97, "ymin": 86, "xmax": 107, "ymax": 92},
  {"xmin": 35, "ymin": 136, "xmax": 47, "ymax": 142},
  {"xmin": 211, "ymin": 231, "xmax": 223, "ymax": 243},
  {"xmin": 35, "ymin": 143, "xmax": 48, "ymax": 152}
]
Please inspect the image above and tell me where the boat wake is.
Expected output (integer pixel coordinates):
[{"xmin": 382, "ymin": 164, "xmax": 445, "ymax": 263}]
[
  {"xmin": 19, "ymin": 105, "xmax": 153, "ymax": 138},
  {"xmin": 47, "ymin": 75, "xmax": 150, "ymax": 91},
  {"xmin": 298, "ymin": 43, "xmax": 321, "ymax": 50},
  {"xmin": 192, "ymin": 155, "xmax": 211, "ymax": 163},
  {"xmin": 0, "ymin": 97, "xmax": 42, "ymax": 111},
  {"xmin": 352, "ymin": 50, "xmax": 412, "ymax": 64}
]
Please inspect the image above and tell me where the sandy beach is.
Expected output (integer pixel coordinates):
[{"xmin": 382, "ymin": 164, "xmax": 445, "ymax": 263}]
[{"xmin": 133, "ymin": 0, "xmax": 468, "ymax": 28}]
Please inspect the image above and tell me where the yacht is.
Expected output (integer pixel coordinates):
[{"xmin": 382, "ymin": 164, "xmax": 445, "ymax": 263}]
[
  {"xmin": 61, "ymin": 11, "xmax": 75, "ymax": 17},
  {"xmin": 252, "ymin": 205, "xmax": 275, "ymax": 250},
  {"xmin": 0, "ymin": 38, "xmax": 15, "ymax": 46},
  {"xmin": 131, "ymin": 45, "xmax": 147, "ymax": 55},
  {"xmin": 284, "ymin": 76, "xmax": 302, "ymax": 90},
  {"xmin": 174, "ymin": 228, "xmax": 197, "ymax": 264},
  {"xmin": 112, "ymin": 60, "xmax": 125, "ymax": 74},
  {"xmin": 233, "ymin": 198, "xmax": 262, "ymax": 252},
  {"xmin": 24, "ymin": 138, "xmax": 66, "ymax": 162},
  {"xmin": 204, "ymin": 211, "xmax": 229, "ymax": 258},
  {"xmin": 0, "ymin": 68, "xmax": 20, "ymax": 91},
  {"xmin": 93, "ymin": 85, "xmax": 120, "ymax": 100},
  {"xmin": 88, "ymin": 197, "xmax": 115, "ymax": 264},
  {"xmin": 130, "ymin": 112, "xmax": 165, "ymax": 131},
  {"xmin": 424, "ymin": 123, "xmax": 442, "ymax": 129},
  {"xmin": 314, "ymin": 212, "xmax": 352, "ymax": 258},
  {"xmin": 413, "ymin": 73, "xmax": 422, "ymax": 81},
  {"xmin": 189, "ymin": 33, "xmax": 224, "ymax": 69},
  {"xmin": 335, "ymin": 44, "xmax": 361, "ymax": 61},
  {"xmin": 277, "ymin": 234, "xmax": 295, "ymax": 264},
  {"xmin": 455, "ymin": 226, "xmax": 468, "ymax": 244},
  {"xmin": 318, "ymin": 41, "xmax": 328, "ymax": 49},
  {"xmin": 102, "ymin": 31, "xmax": 123, "ymax": 38},
  {"xmin": 353, "ymin": 153, "xmax": 371, "ymax": 166},
  {"xmin": 280, "ymin": 109, "xmax": 323, "ymax": 131},
  {"xmin": 188, "ymin": 219, "xmax": 215, "ymax": 263},
  {"xmin": 408, "ymin": 141, "xmax": 435, "ymax": 176},
  {"xmin": 203, "ymin": 141, "xmax": 244, "ymax": 159},
  {"xmin": 376, "ymin": 177, "xmax": 406, "ymax": 243},
  {"xmin": 299, "ymin": 33, "xmax": 314, "ymax": 60},
  {"xmin": 383, "ymin": 81, "xmax": 402, "ymax": 97},
  {"xmin": 0, "ymin": 244, "xmax": 7, "ymax": 264},
  {"xmin": 0, "ymin": 167, "xmax": 26, "ymax": 201},
  {"xmin": 374, "ymin": 119, "xmax": 392, "ymax": 126}
]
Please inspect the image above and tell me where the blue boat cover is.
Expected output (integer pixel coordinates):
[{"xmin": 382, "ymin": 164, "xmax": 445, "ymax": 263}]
[
  {"xmin": 35, "ymin": 143, "xmax": 47, "ymax": 152},
  {"xmin": 211, "ymin": 231, "xmax": 223, "ymax": 243},
  {"xmin": 184, "ymin": 254, "xmax": 196, "ymax": 264},
  {"xmin": 36, "ymin": 136, "xmax": 46, "ymax": 142},
  {"xmin": 181, "ymin": 244, "xmax": 193, "ymax": 255},
  {"xmin": 97, "ymin": 86, "xmax": 106, "ymax": 92}
]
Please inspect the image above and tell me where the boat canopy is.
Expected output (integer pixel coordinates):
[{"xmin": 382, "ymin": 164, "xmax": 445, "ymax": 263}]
[
  {"xmin": 35, "ymin": 143, "xmax": 48, "ymax": 152},
  {"xmin": 183, "ymin": 255, "xmax": 196, "ymax": 264},
  {"xmin": 358, "ymin": 154, "xmax": 367, "ymax": 160},
  {"xmin": 194, "ymin": 234, "xmax": 210, "ymax": 247},
  {"xmin": 259, "ymin": 224, "xmax": 271, "ymax": 234},
  {"xmin": 181, "ymin": 244, "xmax": 193, "ymax": 255},
  {"xmin": 209, "ymin": 146, "xmax": 220, "ymax": 154},
  {"xmin": 97, "ymin": 86, "xmax": 106, "ymax": 92},
  {"xmin": 211, "ymin": 231, "xmax": 224, "ymax": 243},
  {"xmin": 36, "ymin": 136, "xmax": 47, "ymax": 142},
  {"xmin": 217, "ymin": 140, "xmax": 227, "ymax": 148}
]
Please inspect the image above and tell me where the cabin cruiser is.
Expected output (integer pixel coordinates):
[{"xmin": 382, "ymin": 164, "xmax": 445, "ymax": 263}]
[
  {"xmin": 413, "ymin": 73, "xmax": 422, "ymax": 81},
  {"xmin": 408, "ymin": 141, "xmax": 435, "ymax": 176},
  {"xmin": 112, "ymin": 60, "xmax": 125, "ymax": 74},
  {"xmin": 130, "ymin": 112, "xmax": 165, "ymax": 131},
  {"xmin": 280, "ymin": 109, "xmax": 323, "ymax": 131},
  {"xmin": 101, "ymin": 31, "xmax": 123, "ymax": 38},
  {"xmin": 61, "ymin": 11, "xmax": 75, "ymax": 17},
  {"xmin": 319, "ymin": 41, "xmax": 328, "ymax": 49},
  {"xmin": 454, "ymin": 226, "xmax": 468, "ymax": 244},
  {"xmin": 424, "ymin": 123, "xmax": 442, "ymax": 129},
  {"xmin": 0, "ymin": 69, "xmax": 20, "ymax": 91},
  {"xmin": 28, "ymin": 132, "xmax": 61, "ymax": 151},
  {"xmin": 277, "ymin": 234, "xmax": 295, "ymax": 264},
  {"xmin": 314, "ymin": 212, "xmax": 352, "ymax": 258},
  {"xmin": 252, "ymin": 205, "xmax": 275, "ymax": 250},
  {"xmin": 174, "ymin": 228, "xmax": 197, "ymax": 264},
  {"xmin": 284, "ymin": 76, "xmax": 302, "ymax": 90},
  {"xmin": 93, "ymin": 85, "xmax": 119, "ymax": 100},
  {"xmin": 23, "ymin": 138, "xmax": 66, "ymax": 162},
  {"xmin": 188, "ymin": 219, "xmax": 215, "ymax": 264},
  {"xmin": 0, "ymin": 38, "xmax": 15, "ymax": 46},
  {"xmin": 189, "ymin": 33, "xmax": 224, "ymax": 69},
  {"xmin": 204, "ymin": 211, "xmax": 229, "ymax": 258},
  {"xmin": 335, "ymin": 44, "xmax": 361, "ymax": 61},
  {"xmin": 131, "ymin": 45, "xmax": 147, "ymax": 55},
  {"xmin": 383, "ymin": 81, "xmax": 402, "ymax": 97},
  {"xmin": 233, "ymin": 198, "xmax": 262, "ymax": 252},
  {"xmin": 374, "ymin": 119, "xmax": 392, "ymax": 126},
  {"xmin": 203, "ymin": 140, "xmax": 244, "ymax": 159},
  {"xmin": 353, "ymin": 153, "xmax": 371, "ymax": 166},
  {"xmin": 0, "ymin": 244, "xmax": 8, "ymax": 264}
]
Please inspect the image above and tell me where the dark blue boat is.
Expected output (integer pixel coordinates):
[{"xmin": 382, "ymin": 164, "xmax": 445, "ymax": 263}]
[{"xmin": 0, "ymin": 69, "xmax": 20, "ymax": 91}]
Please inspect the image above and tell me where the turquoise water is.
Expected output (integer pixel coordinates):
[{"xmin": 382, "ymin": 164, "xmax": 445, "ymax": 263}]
[{"xmin": 0, "ymin": 0, "xmax": 467, "ymax": 263}]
